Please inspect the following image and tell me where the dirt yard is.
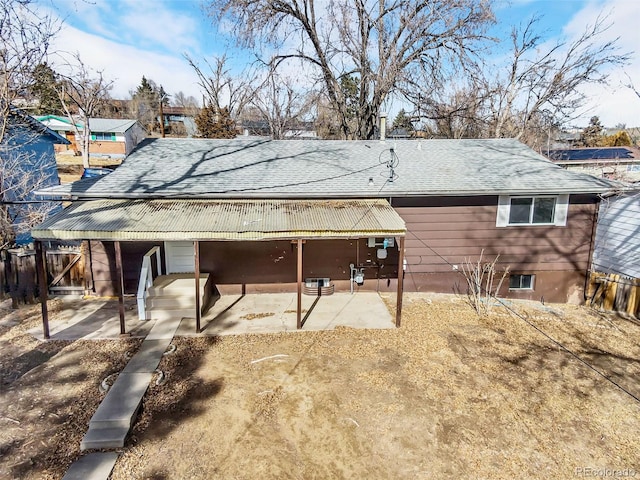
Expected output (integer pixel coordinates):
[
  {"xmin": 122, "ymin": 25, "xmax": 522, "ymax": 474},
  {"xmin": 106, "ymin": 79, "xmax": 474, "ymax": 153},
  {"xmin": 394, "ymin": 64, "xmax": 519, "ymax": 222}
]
[
  {"xmin": 1, "ymin": 293, "xmax": 639, "ymax": 479},
  {"xmin": 0, "ymin": 299, "xmax": 141, "ymax": 480}
]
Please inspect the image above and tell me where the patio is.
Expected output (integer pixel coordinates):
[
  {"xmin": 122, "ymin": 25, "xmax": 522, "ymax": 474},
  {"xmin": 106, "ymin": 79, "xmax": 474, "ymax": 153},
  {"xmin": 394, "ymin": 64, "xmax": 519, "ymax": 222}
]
[{"xmin": 30, "ymin": 292, "xmax": 394, "ymax": 341}]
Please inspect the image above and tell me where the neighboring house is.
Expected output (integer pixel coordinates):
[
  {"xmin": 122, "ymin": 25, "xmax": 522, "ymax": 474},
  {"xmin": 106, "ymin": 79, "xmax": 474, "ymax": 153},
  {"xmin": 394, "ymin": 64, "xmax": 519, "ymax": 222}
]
[
  {"xmin": 34, "ymin": 115, "xmax": 147, "ymax": 159},
  {"xmin": 161, "ymin": 106, "xmax": 197, "ymax": 137},
  {"xmin": 592, "ymin": 191, "xmax": 640, "ymax": 279},
  {"xmin": 547, "ymin": 147, "xmax": 640, "ymax": 182},
  {"xmin": 33, "ymin": 138, "xmax": 616, "ymax": 314},
  {"xmin": 590, "ymin": 191, "xmax": 640, "ymax": 315},
  {"xmin": 2, "ymin": 108, "xmax": 68, "ymax": 244},
  {"xmin": 239, "ymin": 119, "xmax": 318, "ymax": 138}
]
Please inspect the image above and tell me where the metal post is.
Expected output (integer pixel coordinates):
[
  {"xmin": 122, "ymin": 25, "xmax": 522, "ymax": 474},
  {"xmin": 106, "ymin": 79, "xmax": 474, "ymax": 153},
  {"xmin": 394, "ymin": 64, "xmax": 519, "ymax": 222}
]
[
  {"xmin": 114, "ymin": 241, "xmax": 126, "ymax": 335},
  {"xmin": 395, "ymin": 236, "xmax": 405, "ymax": 328},
  {"xmin": 297, "ymin": 239, "xmax": 303, "ymax": 329},
  {"xmin": 35, "ymin": 241, "xmax": 50, "ymax": 339},
  {"xmin": 195, "ymin": 241, "xmax": 201, "ymax": 333}
]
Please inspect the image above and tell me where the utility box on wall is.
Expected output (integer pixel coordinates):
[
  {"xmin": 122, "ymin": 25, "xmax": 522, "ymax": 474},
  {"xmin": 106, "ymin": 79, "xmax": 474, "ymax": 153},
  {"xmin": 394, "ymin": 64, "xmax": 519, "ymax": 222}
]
[{"xmin": 367, "ymin": 237, "xmax": 395, "ymax": 248}]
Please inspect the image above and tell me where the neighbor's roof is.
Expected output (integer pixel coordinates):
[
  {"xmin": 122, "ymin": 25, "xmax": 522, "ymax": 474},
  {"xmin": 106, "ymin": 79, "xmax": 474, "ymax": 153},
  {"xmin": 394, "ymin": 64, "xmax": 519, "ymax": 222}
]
[
  {"xmin": 34, "ymin": 116, "xmax": 140, "ymax": 133},
  {"xmin": 547, "ymin": 147, "xmax": 640, "ymax": 164},
  {"xmin": 87, "ymin": 118, "xmax": 139, "ymax": 133},
  {"xmin": 8, "ymin": 108, "xmax": 70, "ymax": 144},
  {"xmin": 40, "ymin": 137, "xmax": 618, "ymax": 199},
  {"xmin": 31, "ymin": 198, "xmax": 406, "ymax": 241}
]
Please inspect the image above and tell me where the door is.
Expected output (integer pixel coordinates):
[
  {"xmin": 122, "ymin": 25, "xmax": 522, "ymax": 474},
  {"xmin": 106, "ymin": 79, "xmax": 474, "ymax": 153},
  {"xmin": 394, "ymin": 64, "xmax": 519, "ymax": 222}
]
[{"xmin": 164, "ymin": 241, "xmax": 195, "ymax": 273}]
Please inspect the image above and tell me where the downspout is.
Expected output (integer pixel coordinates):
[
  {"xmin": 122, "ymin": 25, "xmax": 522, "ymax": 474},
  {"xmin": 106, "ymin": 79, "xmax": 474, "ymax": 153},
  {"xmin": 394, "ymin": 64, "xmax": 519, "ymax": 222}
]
[{"xmin": 584, "ymin": 195, "xmax": 601, "ymax": 302}]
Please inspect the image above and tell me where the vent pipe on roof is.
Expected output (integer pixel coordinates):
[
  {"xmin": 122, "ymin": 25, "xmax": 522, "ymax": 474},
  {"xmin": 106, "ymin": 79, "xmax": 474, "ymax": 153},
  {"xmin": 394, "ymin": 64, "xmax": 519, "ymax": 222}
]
[{"xmin": 379, "ymin": 113, "xmax": 387, "ymax": 142}]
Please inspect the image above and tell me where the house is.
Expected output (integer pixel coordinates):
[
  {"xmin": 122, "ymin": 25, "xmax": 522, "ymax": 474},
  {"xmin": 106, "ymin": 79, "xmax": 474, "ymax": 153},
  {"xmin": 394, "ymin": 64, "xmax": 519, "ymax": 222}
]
[
  {"xmin": 1, "ymin": 108, "xmax": 68, "ymax": 244},
  {"xmin": 589, "ymin": 191, "xmax": 640, "ymax": 315},
  {"xmin": 547, "ymin": 147, "xmax": 640, "ymax": 182},
  {"xmin": 593, "ymin": 191, "xmax": 640, "ymax": 278},
  {"xmin": 34, "ymin": 115, "xmax": 146, "ymax": 159},
  {"xmin": 32, "ymin": 137, "xmax": 617, "ymax": 335},
  {"xmin": 161, "ymin": 106, "xmax": 197, "ymax": 137}
]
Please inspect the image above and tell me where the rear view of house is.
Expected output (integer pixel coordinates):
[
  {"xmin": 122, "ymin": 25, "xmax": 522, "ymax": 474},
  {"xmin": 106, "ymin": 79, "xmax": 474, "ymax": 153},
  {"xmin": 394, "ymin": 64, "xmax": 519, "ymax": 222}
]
[{"xmin": 33, "ymin": 137, "xmax": 617, "ymax": 317}]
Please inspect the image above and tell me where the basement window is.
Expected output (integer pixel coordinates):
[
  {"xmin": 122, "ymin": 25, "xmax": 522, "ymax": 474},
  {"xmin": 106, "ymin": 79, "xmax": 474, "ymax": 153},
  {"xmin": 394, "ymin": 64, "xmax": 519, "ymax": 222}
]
[
  {"xmin": 509, "ymin": 274, "xmax": 534, "ymax": 290},
  {"xmin": 496, "ymin": 194, "xmax": 569, "ymax": 227}
]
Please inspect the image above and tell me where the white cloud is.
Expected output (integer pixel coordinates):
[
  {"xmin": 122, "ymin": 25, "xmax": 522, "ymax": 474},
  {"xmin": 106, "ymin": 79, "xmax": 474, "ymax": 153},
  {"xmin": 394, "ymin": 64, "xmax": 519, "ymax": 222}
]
[
  {"xmin": 50, "ymin": 24, "xmax": 202, "ymax": 102},
  {"xmin": 563, "ymin": 0, "xmax": 639, "ymax": 127}
]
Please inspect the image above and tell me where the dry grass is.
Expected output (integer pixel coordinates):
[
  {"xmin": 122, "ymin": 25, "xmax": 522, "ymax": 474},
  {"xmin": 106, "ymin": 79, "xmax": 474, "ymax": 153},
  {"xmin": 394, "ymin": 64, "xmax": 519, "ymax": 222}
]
[{"xmin": 2, "ymin": 294, "xmax": 639, "ymax": 479}]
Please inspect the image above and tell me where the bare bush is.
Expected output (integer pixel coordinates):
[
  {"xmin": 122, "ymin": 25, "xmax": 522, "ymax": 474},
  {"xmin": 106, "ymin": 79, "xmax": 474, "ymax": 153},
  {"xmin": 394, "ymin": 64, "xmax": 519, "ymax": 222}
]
[{"xmin": 461, "ymin": 250, "xmax": 509, "ymax": 317}]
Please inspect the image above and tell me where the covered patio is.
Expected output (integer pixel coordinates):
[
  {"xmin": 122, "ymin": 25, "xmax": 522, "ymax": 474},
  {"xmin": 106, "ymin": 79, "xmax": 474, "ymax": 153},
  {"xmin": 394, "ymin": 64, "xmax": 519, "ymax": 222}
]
[
  {"xmin": 32, "ymin": 198, "xmax": 406, "ymax": 338},
  {"xmin": 29, "ymin": 292, "xmax": 394, "ymax": 340}
]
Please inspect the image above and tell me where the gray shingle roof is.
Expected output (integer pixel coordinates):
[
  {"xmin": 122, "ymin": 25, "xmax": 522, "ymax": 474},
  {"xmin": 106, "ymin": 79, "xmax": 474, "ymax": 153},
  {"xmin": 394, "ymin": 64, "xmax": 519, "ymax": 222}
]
[
  {"xmin": 88, "ymin": 118, "xmax": 138, "ymax": 133},
  {"xmin": 56, "ymin": 137, "xmax": 618, "ymax": 199}
]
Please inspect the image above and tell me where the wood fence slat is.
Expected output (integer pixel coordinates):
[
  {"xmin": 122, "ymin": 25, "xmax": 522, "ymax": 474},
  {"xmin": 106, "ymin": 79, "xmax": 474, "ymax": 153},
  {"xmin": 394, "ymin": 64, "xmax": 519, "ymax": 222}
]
[
  {"xmin": 0, "ymin": 246, "xmax": 86, "ymax": 304},
  {"xmin": 603, "ymin": 274, "xmax": 618, "ymax": 310}
]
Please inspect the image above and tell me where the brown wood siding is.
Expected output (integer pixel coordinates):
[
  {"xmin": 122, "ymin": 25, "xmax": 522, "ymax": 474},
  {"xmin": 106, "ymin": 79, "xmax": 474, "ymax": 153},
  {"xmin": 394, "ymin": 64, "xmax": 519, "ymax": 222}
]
[
  {"xmin": 392, "ymin": 195, "xmax": 598, "ymax": 302},
  {"xmin": 198, "ymin": 238, "xmax": 399, "ymax": 286},
  {"xmin": 90, "ymin": 240, "xmax": 161, "ymax": 295}
]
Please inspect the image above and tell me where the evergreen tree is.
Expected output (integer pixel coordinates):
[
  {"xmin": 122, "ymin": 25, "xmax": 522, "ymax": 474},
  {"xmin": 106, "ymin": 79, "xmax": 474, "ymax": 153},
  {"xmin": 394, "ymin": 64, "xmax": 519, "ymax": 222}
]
[
  {"xmin": 195, "ymin": 105, "xmax": 236, "ymax": 138},
  {"xmin": 29, "ymin": 63, "xmax": 64, "ymax": 115},
  {"xmin": 579, "ymin": 116, "xmax": 604, "ymax": 147},
  {"xmin": 392, "ymin": 109, "xmax": 414, "ymax": 132},
  {"xmin": 131, "ymin": 76, "xmax": 160, "ymax": 132}
]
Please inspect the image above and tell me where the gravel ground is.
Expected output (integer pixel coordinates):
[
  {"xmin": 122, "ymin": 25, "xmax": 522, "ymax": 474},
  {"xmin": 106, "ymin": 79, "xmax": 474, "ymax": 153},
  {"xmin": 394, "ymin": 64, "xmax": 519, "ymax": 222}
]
[{"xmin": 1, "ymin": 293, "xmax": 639, "ymax": 479}]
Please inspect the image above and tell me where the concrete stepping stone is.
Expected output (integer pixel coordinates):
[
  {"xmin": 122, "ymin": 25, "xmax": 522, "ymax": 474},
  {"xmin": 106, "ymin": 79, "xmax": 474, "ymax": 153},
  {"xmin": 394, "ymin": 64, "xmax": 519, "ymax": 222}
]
[
  {"xmin": 121, "ymin": 339, "xmax": 171, "ymax": 374},
  {"xmin": 62, "ymin": 452, "xmax": 119, "ymax": 480}
]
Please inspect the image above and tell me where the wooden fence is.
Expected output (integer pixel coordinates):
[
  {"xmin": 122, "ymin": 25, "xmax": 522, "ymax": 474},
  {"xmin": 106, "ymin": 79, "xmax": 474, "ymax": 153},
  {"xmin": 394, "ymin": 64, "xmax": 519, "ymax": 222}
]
[
  {"xmin": 587, "ymin": 272, "xmax": 640, "ymax": 317},
  {"xmin": 0, "ymin": 245, "xmax": 86, "ymax": 305}
]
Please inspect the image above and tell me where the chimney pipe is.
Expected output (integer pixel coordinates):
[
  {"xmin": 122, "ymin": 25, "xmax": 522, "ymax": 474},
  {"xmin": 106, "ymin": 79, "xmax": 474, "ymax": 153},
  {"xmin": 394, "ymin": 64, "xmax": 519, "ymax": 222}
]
[{"xmin": 379, "ymin": 112, "xmax": 387, "ymax": 142}]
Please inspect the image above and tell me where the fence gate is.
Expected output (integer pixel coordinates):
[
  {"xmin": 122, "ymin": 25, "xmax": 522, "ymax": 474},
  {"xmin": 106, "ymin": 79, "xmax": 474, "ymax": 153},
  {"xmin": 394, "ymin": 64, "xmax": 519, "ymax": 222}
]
[{"xmin": 0, "ymin": 245, "xmax": 86, "ymax": 305}]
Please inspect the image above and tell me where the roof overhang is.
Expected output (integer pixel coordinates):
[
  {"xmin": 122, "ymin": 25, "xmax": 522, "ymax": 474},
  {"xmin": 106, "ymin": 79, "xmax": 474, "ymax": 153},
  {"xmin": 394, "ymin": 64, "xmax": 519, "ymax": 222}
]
[{"xmin": 32, "ymin": 199, "xmax": 406, "ymax": 241}]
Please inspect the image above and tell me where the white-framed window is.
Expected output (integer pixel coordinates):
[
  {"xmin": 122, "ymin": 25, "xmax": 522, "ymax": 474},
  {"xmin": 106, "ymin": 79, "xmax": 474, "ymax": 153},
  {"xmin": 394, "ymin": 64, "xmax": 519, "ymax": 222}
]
[
  {"xmin": 509, "ymin": 274, "xmax": 534, "ymax": 290},
  {"xmin": 496, "ymin": 194, "xmax": 568, "ymax": 227},
  {"xmin": 92, "ymin": 132, "xmax": 116, "ymax": 141}
]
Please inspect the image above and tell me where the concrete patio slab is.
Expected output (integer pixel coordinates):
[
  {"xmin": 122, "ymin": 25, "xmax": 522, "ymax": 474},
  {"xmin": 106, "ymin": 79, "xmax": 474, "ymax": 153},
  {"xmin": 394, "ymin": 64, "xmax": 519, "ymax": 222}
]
[
  {"xmin": 178, "ymin": 292, "xmax": 394, "ymax": 336},
  {"xmin": 62, "ymin": 452, "xmax": 119, "ymax": 480},
  {"xmin": 29, "ymin": 297, "xmax": 153, "ymax": 341}
]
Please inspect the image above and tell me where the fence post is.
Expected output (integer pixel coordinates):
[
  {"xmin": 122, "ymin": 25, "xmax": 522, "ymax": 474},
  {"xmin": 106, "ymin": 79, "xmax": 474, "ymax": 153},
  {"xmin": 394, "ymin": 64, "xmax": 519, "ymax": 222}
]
[{"xmin": 35, "ymin": 241, "xmax": 50, "ymax": 339}]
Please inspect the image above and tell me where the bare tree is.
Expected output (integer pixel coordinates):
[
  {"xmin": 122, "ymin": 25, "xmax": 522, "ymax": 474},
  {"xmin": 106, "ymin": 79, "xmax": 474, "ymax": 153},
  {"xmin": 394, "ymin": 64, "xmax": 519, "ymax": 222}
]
[
  {"xmin": 1, "ymin": 0, "xmax": 59, "ymax": 140},
  {"xmin": 207, "ymin": 0, "xmax": 493, "ymax": 140},
  {"xmin": 406, "ymin": 14, "xmax": 629, "ymax": 150},
  {"xmin": 0, "ymin": 0, "xmax": 61, "ymax": 245},
  {"xmin": 172, "ymin": 91, "xmax": 199, "ymax": 113},
  {"xmin": 248, "ymin": 72, "xmax": 316, "ymax": 139},
  {"xmin": 489, "ymin": 15, "xmax": 628, "ymax": 143},
  {"xmin": 1, "ymin": 110, "xmax": 60, "ymax": 245},
  {"xmin": 185, "ymin": 53, "xmax": 256, "ymax": 121},
  {"xmin": 624, "ymin": 72, "xmax": 640, "ymax": 101},
  {"xmin": 56, "ymin": 54, "xmax": 113, "ymax": 169}
]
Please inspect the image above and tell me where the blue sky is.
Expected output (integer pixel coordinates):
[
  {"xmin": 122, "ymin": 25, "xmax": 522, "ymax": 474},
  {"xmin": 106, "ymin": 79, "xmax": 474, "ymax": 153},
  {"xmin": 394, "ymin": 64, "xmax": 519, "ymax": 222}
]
[{"xmin": 43, "ymin": 0, "xmax": 638, "ymax": 128}]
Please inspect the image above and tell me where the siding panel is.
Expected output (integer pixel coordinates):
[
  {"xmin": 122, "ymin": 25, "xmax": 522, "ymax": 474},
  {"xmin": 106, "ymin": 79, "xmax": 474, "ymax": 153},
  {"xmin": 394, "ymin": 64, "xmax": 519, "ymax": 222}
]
[{"xmin": 592, "ymin": 193, "xmax": 640, "ymax": 278}]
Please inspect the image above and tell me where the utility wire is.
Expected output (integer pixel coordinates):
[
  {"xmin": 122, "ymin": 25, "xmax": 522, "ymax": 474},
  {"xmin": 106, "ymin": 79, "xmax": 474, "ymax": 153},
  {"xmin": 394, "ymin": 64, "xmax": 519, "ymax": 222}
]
[{"xmin": 404, "ymin": 229, "xmax": 640, "ymax": 405}]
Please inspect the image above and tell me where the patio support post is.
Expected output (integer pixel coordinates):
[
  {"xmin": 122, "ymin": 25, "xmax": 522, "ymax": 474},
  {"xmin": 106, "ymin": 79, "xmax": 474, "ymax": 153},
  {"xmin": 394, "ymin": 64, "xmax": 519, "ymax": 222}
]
[
  {"xmin": 395, "ymin": 236, "xmax": 405, "ymax": 328},
  {"xmin": 114, "ymin": 241, "xmax": 126, "ymax": 335},
  {"xmin": 296, "ymin": 239, "xmax": 303, "ymax": 329},
  {"xmin": 35, "ymin": 240, "xmax": 50, "ymax": 340},
  {"xmin": 195, "ymin": 241, "xmax": 201, "ymax": 333}
]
